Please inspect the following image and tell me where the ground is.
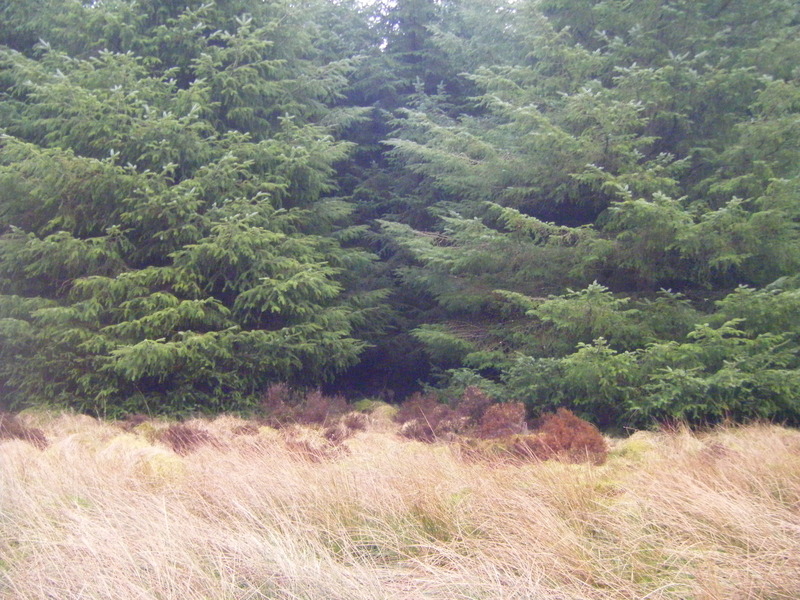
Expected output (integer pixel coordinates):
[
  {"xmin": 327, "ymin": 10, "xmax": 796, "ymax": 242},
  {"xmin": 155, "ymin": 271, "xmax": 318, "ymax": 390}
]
[{"xmin": 1, "ymin": 410, "xmax": 799, "ymax": 599}]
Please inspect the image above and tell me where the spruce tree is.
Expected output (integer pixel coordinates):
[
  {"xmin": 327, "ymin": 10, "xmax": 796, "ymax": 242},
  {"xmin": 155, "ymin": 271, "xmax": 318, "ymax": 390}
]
[
  {"xmin": 377, "ymin": 0, "xmax": 800, "ymax": 425},
  {"xmin": 0, "ymin": 0, "xmax": 385, "ymax": 414}
]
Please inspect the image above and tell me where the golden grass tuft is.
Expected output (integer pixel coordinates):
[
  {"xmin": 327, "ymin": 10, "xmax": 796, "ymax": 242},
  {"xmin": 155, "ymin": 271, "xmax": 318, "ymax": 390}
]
[{"xmin": 1, "ymin": 414, "xmax": 798, "ymax": 599}]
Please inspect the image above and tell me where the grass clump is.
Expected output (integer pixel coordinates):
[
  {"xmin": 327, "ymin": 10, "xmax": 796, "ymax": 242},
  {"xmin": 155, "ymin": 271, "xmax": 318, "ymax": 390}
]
[{"xmin": 2, "ymin": 411, "xmax": 798, "ymax": 599}]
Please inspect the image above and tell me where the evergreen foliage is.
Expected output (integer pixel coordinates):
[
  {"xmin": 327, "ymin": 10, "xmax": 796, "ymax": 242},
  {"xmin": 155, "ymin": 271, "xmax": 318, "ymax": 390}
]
[
  {"xmin": 376, "ymin": 0, "xmax": 800, "ymax": 426},
  {"xmin": 0, "ymin": 0, "xmax": 385, "ymax": 415},
  {"xmin": 1, "ymin": 0, "xmax": 799, "ymax": 426}
]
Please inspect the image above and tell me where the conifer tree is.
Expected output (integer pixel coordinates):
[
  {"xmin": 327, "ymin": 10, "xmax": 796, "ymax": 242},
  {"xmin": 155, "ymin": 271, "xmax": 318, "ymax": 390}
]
[
  {"xmin": 2, "ymin": 0, "xmax": 799, "ymax": 426},
  {"xmin": 0, "ymin": 0, "xmax": 385, "ymax": 414},
  {"xmin": 378, "ymin": 0, "xmax": 800, "ymax": 425}
]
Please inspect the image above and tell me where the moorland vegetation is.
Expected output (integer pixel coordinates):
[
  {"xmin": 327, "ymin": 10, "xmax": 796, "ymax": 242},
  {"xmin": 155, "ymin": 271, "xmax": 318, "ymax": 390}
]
[{"xmin": 1, "ymin": 409, "xmax": 799, "ymax": 599}]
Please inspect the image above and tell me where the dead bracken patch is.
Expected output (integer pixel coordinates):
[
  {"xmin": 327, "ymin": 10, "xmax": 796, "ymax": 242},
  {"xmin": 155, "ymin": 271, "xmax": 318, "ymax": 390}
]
[
  {"xmin": 457, "ymin": 408, "xmax": 607, "ymax": 465},
  {"xmin": 394, "ymin": 392, "xmax": 472, "ymax": 441},
  {"xmin": 119, "ymin": 413, "xmax": 150, "ymax": 431},
  {"xmin": 0, "ymin": 412, "xmax": 48, "ymax": 449},
  {"xmin": 259, "ymin": 384, "xmax": 350, "ymax": 427},
  {"xmin": 158, "ymin": 423, "xmax": 219, "ymax": 455},
  {"xmin": 453, "ymin": 386, "xmax": 494, "ymax": 424},
  {"xmin": 512, "ymin": 408, "xmax": 608, "ymax": 464},
  {"xmin": 283, "ymin": 427, "xmax": 349, "ymax": 462},
  {"xmin": 537, "ymin": 408, "xmax": 607, "ymax": 462},
  {"xmin": 478, "ymin": 402, "xmax": 527, "ymax": 439}
]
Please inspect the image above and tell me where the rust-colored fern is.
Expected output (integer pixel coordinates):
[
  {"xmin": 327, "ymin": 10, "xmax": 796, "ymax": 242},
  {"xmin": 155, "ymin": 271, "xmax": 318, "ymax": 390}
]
[
  {"xmin": 395, "ymin": 393, "xmax": 459, "ymax": 442},
  {"xmin": 478, "ymin": 402, "xmax": 527, "ymax": 439},
  {"xmin": 454, "ymin": 386, "xmax": 494, "ymax": 425},
  {"xmin": 0, "ymin": 412, "xmax": 48, "ymax": 449},
  {"xmin": 159, "ymin": 423, "xmax": 218, "ymax": 455},
  {"xmin": 521, "ymin": 408, "xmax": 608, "ymax": 464}
]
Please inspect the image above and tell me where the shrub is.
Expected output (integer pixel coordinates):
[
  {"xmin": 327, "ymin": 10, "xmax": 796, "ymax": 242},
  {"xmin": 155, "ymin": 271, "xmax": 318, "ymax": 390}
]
[
  {"xmin": 322, "ymin": 422, "xmax": 350, "ymax": 444},
  {"xmin": 516, "ymin": 408, "xmax": 608, "ymax": 464},
  {"xmin": 283, "ymin": 427, "xmax": 348, "ymax": 462},
  {"xmin": 398, "ymin": 419, "xmax": 436, "ymax": 442},
  {"xmin": 395, "ymin": 393, "xmax": 462, "ymax": 442},
  {"xmin": 341, "ymin": 411, "xmax": 368, "ymax": 431},
  {"xmin": 261, "ymin": 382, "xmax": 294, "ymax": 407},
  {"xmin": 158, "ymin": 423, "xmax": 218, "ymax": 456},
  {"xmin": 259, "ymin": 383, "xmax": 299, "ymax": 426},
  {"xmin": 322, "ymin": 412, "xmax": 368, "ymax": 444},
  {"xmin": 297, "ymin": 389, "xmax": 348, "ymax": 425},
  {"xmin": 459, "ymin": 408, "xmax": 607, "ymax": 465},
  {"xmin": 0, "ymin": 412, "xmax": 48, "ymax": 449},
  {"xmin": 396, "ymin": 393, "xmax": 444, "ymax": 424},
  {"xmin": 119, "ymin": 413, "xmax": 150, "ymax": 431},
  {"xmin": 478, "ymin": 402, "xmax": 527, "ymax": 439},
  {"xmin": 232, "ymin": 423, "xmax": 259, "ymax": 436},
  {"xmin": 259, "ymin": 385, "xmax": 349, "ymax": 427},
  {"xmin": 453, "ymin": 386, "xmax": 494, "ymax": 425}
]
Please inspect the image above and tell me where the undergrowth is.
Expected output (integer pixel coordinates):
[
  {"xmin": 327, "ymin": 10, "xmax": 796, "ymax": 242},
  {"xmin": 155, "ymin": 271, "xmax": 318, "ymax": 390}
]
[
  {"xmin": 393, "ymin": 387, "xmax": 608, "ymax": 464},
  {"xmin": 1, "ymin": 411, "xmax": 798, "ymax": 600},
  {"xmin": 0, "ymin": 412, "xmax": 47, "ymax": 449}
]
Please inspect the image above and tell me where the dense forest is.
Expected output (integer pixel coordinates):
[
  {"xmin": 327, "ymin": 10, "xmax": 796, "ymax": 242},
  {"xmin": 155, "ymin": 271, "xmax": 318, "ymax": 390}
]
[{"xmin": 1, "ymin": 0, "xmax": 799, "ymax": 428}]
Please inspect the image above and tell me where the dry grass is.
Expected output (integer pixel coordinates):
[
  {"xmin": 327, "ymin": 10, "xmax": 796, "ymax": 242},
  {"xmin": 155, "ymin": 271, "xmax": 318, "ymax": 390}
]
[{"xmin": 1, "ymin": 411, "xmax": 799, "ymax": 599}]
